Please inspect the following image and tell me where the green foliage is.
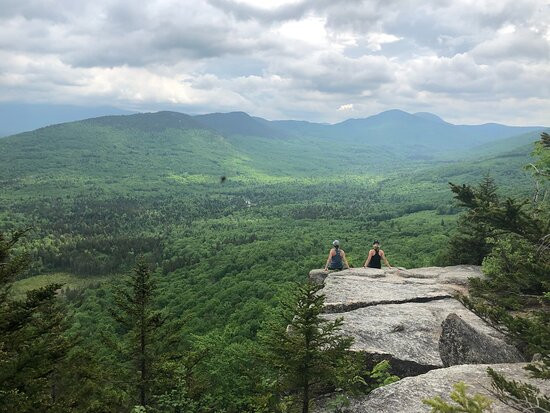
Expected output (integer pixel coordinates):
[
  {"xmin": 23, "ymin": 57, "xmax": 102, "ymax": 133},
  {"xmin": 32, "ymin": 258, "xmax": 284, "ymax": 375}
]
[
  {"xmin": 324, "ymin": 359, "xmax": 400, "ymax": 412},
  {"xmin": 0, "ymin": 230, "xmax": 72, "ymax": 412},
  {"xmin": 0, "ymin": 115, "xmax": 546, "ymax": 411},
  {"xmin": 324, "ymin": 393, "xmax": 350, "ymax": 413},
  {"xmin": 528, "ymin": 131, "xmax": 550, "ymax": 181},
  {"xmin": 449, "ymin": 133, "xmax": 550, "ymax": 356},
  {"xmin": 526, "ymin": 355, "xmax": 550, "ymax": 380},
  {"xmin": 174, "ymin": 331, "xmax": 266, "ymax": 412},
  {"xmin": 109, "ymin": 257, "xmax": 165, "ymax": 408},
  {"xmin": 364, "ymin": 360, "xmax": 400, "ymax": 391},
  {"xmin": 423, "ymin": 382, "xmax": 493, "ymax": 412},
  {"xmin": 487, "ymin": 367, "xmax": 550, "ymax": 413},
  {"xmin": 152, "ymin": 364, "xmax": 201, "ymax": 413},
  {"xmin": 480, "ymin": 236, "xmax": 541, "ymax": 301},
  {"xmin": 258, "ymin": 282, "xmax": 360, "ymax": 413},
  {"xmin": 438, "ymin": 175, "xmax": 499, "ymax": 265},
  {"xmin": 448, "ymin": 132, "xmax": 550, "ymax": 413},
  {"xmin": 54, "ymin": 343, "xmax": 129, "ymax": 412}
]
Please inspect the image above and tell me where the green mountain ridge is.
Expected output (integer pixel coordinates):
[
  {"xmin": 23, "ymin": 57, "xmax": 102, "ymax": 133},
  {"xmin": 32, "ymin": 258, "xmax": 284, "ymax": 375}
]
[
  {"xmin": 1, "ymin": 110, "xmax": 545, "ymax": 187},
  {"xmin": 459, "ymin": 129, "xmax": 548, "ymax": 159}
]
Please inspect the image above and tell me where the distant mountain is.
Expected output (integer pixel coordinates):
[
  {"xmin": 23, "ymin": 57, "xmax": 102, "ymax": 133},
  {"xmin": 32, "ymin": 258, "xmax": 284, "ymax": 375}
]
[
  {"xmin": 459, "ymin": 129, "xmax": 549, "ymax": 160},
  {"xmin": 457, "ymin": 122, "xmax": 542, "ymax": 143},
  {"xmin": 86, "ymin": 111, "xmax": 205, "ymax": 132},
  {"xmin": 0, "ymin": 102, "xmax": 134, "ymax": 137},
  {"xmin": 269, "ymin": 119, "xmax": 330, "ymax": 138},
  {"xmin": 328, "ymin": 110, "xmax": 541, "ymax": 149},
  {"xmin": 0, "ymin": 109, "xmax": 546, "ymax": 185},
  {"xmin": 270, "ymin": 109, "xmax": 543, "ymax": 156},
  {"xmin": 0, "ymin": 112, "xmax": 239, "ymax": 181},
  {"xmin": 413, "ymin": 112, "xmax": 448, "ymax": 124},
  {"xmin": 194, "ymin": 111, "xmax": 289, "ymax": 139}
]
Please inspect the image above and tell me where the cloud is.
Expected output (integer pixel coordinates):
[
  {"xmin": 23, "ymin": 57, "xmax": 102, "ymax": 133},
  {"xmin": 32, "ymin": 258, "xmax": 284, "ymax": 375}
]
[
  {"xmin": 365, "ymin": 33, "xmax": 402, "ymax": 51},
  {"xmin": 0, "ymin": 0, "xmax": 549, "ymax": 125},
  {"xmin": 471, "ymin": 28, "xmax": 550, "ymax": 63},
  {"xmin": 272, "ymin": 52, "xmax": 395, "ymax": 94},
  {"xmin": 338, "ymin": 103, "xmax": 354, "ymax": 111}
]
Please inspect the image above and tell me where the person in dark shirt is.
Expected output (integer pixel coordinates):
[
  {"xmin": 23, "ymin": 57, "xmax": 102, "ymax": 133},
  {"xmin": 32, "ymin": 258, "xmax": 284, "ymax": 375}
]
[
  {"xmin": 363, "ymin": 240, "xmax": 392, "ymax": 269},
  {"xmin": 324, "ymin": 240, "xmax": 350, "ymax": 271}
]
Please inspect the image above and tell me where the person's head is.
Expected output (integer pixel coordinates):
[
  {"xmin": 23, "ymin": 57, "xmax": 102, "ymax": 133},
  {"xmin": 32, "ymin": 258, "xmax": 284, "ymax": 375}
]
[
  {"xmin": 373, "ymin": 240, "xmax": 380, "ymax": 250},
  {"xmin": 333, "ymin": 240, "xmax": 340, "ymax": 249}
]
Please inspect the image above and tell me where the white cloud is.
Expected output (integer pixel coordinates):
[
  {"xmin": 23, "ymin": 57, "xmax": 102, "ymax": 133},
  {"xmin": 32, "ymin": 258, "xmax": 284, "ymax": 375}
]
[
  {"xmin": 235, "ymin": 0, "xmax": 301, "ymax": 10},
  {"xmin": 498, "ymin": 24, "xmax": 516, "ymax": 35},
  {"xmin": 338, "ymin": 103, "xmax": 354, "ymax": 111},
  {"xmin": 365, "ymin": 33, "xmax": 402, "ymax": 51},
  {"xmin": 0, "ymin": 0, "xmax": 549, "ymax": 125},
  {"xmin": 278, "ymin": 16, "xmax": 328, "ymax": 48}
]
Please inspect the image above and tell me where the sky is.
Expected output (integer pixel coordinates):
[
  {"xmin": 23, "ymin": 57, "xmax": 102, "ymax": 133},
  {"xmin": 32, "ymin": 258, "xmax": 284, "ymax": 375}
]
[{"xmin": 1, "ymin": 0, "xmax": 549, "ymax": 125}]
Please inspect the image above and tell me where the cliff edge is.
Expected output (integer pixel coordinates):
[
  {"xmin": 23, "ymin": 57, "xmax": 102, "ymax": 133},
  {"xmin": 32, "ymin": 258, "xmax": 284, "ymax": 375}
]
[{"xmin": 309, "ymin": 265, "xmax": 543, "ymax": 412}]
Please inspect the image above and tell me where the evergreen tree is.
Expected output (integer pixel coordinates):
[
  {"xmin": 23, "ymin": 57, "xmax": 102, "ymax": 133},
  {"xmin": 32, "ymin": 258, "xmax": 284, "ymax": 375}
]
[
  {"xmin": 451, "ymin": 134, "xmax": 549, "ymax": 354},
  {"xmin": 446, "ymin": 132, "xmax": 549, "ymax": 412},
  {"xmin": 438, "ymin": 175, "xmax": 499, "ymax": 265},
  {"xmin": 110, "ymin": 256, "xmax": 164, "ymax": 409},
  {"xmin": 423, "ymin": 381, "xmax": 493, "ymax": 412},
  {"xmin": 258, "ymin": 281, "xmax": 360, "ymax": 413},
  {"xmin": 0, "ymin": 229, "xmax": 72, "ymax": 412}
]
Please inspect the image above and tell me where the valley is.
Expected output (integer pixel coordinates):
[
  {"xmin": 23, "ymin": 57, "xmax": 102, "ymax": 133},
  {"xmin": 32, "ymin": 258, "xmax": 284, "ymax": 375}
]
[{"xmin": 1, "ymin": 109, "xmax": 547, "ymax": 411}]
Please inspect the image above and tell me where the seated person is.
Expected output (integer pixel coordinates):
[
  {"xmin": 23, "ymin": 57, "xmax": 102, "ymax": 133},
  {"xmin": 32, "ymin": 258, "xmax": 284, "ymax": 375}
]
[
  {"xmin": 363, "ymin": 240, "xmax": 392, "ymax": 269},
  {"xmin": 324, "ymin": 240, "xmax": 350, "ymax": 271}
]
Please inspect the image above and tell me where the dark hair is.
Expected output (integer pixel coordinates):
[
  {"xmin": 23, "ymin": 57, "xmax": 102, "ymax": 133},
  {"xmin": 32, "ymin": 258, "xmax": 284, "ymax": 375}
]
[{"xmin": 373, "ymin": 240, "xmax": 380, "ymax": 244}]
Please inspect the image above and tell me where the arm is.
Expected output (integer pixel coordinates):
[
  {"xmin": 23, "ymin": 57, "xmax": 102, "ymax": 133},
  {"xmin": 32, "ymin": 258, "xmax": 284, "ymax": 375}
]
[
  {"xmin": 324, "ymin": 250, "xmax": 333, "ymax": 270},
  {"xmin": 380, "ymin": 250, "xmax": 392, "ymax": 268},
  {"xmin": 363, "ymin": 250, "xmax": 374, "ymax": 267},
  {"xmin": 341, "ymin": 251, "xmax": 350, "ymax": 269}
]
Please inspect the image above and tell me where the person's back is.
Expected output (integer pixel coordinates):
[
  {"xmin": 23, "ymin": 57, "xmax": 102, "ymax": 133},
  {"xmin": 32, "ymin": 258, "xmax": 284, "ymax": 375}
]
[
  {"xmin": 330, "ymin": 247, "xmax": 343, "ymax": 269},
  {"xmin": 325, "ymin": 240, "xmax": 350, "ymax": 271},
  {"xmin": 368, "ymin": 249, "xmax": 382, "ymax": 269},
  {"xmin": 363, "ymin": 240, "xmax": 392, "ymax": 269}
]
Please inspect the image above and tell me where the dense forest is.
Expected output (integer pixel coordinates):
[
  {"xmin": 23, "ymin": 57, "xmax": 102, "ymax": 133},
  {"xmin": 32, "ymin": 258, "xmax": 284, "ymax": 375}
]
[{"xmin": 0, "ymin": 112, "xmax": 548, "ymax": 412}]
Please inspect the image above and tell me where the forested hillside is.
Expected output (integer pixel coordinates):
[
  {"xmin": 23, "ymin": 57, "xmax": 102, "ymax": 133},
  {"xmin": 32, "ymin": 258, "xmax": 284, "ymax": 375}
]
[
  {"xmin": 1, "ymin": 111, "xmax": 544, "ymax": 276},
  {"xmin": 0, "ymin": 111, "xmax": 547, "ymax": 411}
]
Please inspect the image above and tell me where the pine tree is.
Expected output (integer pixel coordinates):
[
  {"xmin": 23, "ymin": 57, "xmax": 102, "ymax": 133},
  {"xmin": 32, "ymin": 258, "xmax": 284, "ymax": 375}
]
[
  {"xmin": 110, "ymin": 256, "xmax": 164, "ymax": 409},
  {"xmin": 452, "ymin": 134, "xmax": 549, "ymax": 354},
  {"xmin": 487, "ymin": 366, "xmax": 550, "ymax": 412},
  {"xmin": 439, "ymin": 175, "xmax": 499, "ymax": 265},
  {"xmin": 446, "ymin": 132, "xmax": 550, "ymax": 412},
  {"xmin": 423, "ymin": 381, "xmax": 493, "ymax": 412},
  {"xmin": 0, "ymin": 229, "xmax": 72, "ymax": 412},
  {"xmin": 258, "ymin": 281, "xmax": 360, "ymax": 413}
]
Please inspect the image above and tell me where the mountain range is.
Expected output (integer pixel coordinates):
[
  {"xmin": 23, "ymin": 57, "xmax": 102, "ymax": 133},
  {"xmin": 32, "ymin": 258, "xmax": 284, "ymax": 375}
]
[{"xmin": 0, "ymin": 109, "xmax": 547, "ymax": 190}]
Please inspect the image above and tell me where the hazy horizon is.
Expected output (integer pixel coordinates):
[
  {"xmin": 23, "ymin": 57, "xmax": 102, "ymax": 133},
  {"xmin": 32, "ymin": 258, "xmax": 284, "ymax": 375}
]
[{"xmin": 1, "ymin": 103, "xmax": 548, "ymax": 138}]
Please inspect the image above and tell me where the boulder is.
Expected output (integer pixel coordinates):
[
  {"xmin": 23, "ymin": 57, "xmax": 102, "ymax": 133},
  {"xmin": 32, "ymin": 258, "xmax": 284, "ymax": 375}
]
[
  {"xmin": 321, "ymin": 299, "xmax": 514, "ymax": 372},
  {"xmin": 439, "ymin": 313, "xmax": 524, "ymax": 366},
  {"xmin": 310, "ymin": 265, "xmax": 482, "ymax": 287},
  {"xmin": 334, "ymin": 267, "xmax": 387, "ymax": 278},
  {"xmin": 314, "ymin": 363, "xmax": 549, "ymax": 413},
  {"xmin": 309, "ymin": 269, "xmax": 330, "ymax": 284},
  {"xmin": 321, "ymin": 275, "xmax": 453, "ymax": 313},
  {"xmin": 309, "ymin": 267, "xmax": 387, "ymax": 285},
  {"xmin": 396, "ymin": 265, "xmax": 483, "ymax": 286},
  {"xmin": 312, "ymin": 265, "xmax": 532, "ymax": 412},
  {"xmin": 315, "ymin": 264, "xmax": 523, "ymax": 378}
]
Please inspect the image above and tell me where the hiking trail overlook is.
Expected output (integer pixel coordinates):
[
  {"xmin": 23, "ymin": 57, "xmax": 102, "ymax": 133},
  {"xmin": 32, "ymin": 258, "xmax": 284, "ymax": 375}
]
[{"xmin": 309, "ymin": 265, "xmax": 549, "ymax": 412}]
